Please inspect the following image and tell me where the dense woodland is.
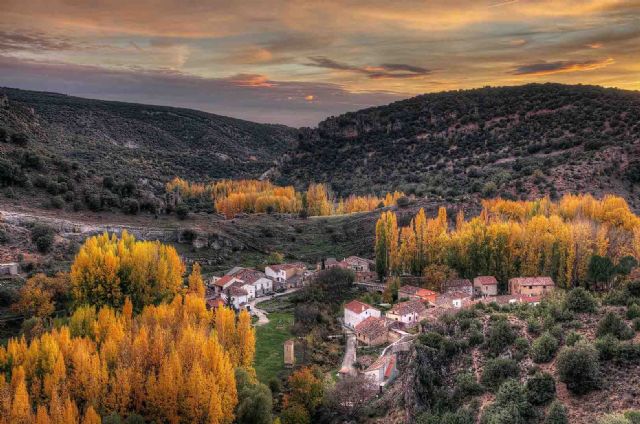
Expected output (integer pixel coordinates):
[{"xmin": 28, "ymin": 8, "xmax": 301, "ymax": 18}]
[
  {"xmin": 0, "ymin": 233, "xmax": 259, "ymax": 424},
  {"xmin": 280, "ymin": 84, "xmax": 640, "ymax": 205},
  {"xmin": 376, "ymin": 194, "xmax": 640, "ymax": 289}
]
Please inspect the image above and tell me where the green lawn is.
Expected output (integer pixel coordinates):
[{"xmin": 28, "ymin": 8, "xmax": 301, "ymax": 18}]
[{"xmin": 254, "ymin": 312, "xmax": 294, "ymax": 383}]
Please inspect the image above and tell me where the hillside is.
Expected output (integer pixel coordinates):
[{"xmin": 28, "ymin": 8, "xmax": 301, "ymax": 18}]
[
  {"xmin": 278, "ymin": 84, "xmax": 640, "ymax": 209},
  {"xmin": 0, "ymin": 87, "xmax": 297, "ymax": 212}
]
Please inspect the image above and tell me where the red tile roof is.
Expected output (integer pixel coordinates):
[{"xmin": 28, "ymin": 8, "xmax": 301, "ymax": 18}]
[
  {"xmin": 228, "ymin": 286, "xmax": 248, "ymax": 296},
  {"xmin": 267, "ymin": 262, "xmax": 306, "ymax": 272},
  {"xmin": 444, "ymin": 279, "xmax": 472, "ymax": 289},
  {"xmin": 355, "ymin": 317, "xmax": 388, "ymax": 340},
  {"xmin": 206, "ymin": 297, "xmax": 225, "ymax": 309},
  {"xmin": 474, "ymin": 276, "xmax": 498, "ymax": 286},
  {"xmin": 510, "ymin": 277, "xmax": 554, "ymax": 287},
  {"xmin": 345, "ymin": 300, "xmax": 376, "ymax": 314},
  {"xmin": 398, "ymin": 285, "xmax": 421, "ymax": 295},
  {"xmin": 384, "ymin": 355, "xmax": 396, "ymax": 378},
  {"xmin": 213, "ymin": 275, "xmax": 235, "ymax": 287},
  {"xmin": 389, "ymin": 300, "xmax": 426, "ymax": 316}
]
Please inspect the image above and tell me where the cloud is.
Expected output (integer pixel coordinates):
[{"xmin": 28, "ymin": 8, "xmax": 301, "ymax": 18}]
[
  {"xmin": 512, "ymin": 57, "xmax": 615, "ymax": 76},
  {"xmin": 307, "ymin": 56, "xmax": 431, "ymax": 79},
  {"xmin": 0, "ymin": 55, "xmax": 402, "ymax": 127},
  {"xmin": 0, "ymin": 30, "xmax": 79, "ymax": 52}
]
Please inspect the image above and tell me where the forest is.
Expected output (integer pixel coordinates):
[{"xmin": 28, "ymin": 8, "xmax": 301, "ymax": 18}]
[
  {"xmin": 375, "ymin": 194, "xmax": 640, "ymax": 289},
  {"xmin": 166, "ymin": 177, "xmax": 404, "ymax": 218},
  {"xmin": 0, "ymin": 232, "xmax": 257, "ymax": 424}
]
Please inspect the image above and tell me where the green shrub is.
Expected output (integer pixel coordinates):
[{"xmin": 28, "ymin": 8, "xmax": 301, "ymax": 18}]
[
  {"xmin": 485, "ymin": 319, "xmax": 516, "ymax": 356},
  {"xmin": 633, "ymin": 318, "xmax": 640, "ymax": 332},
  {"xmin": 176, "ymin": 204, "xmax": 189, "ymax": 220},
  {"xmin": 31, "ymin": 224, "xmax": 55, "ymax": 253},
  {"xmin": 565, "ymin": 331, "xmax": 583, "ymax": 347},
  {"xmin": 544, "ymin": 400, "xmax": 569, "ymax": 424},
  {"xmin": 527, "ymin": 317, "xmax": 542, "ymax": 335},
  {"xmin": 454, "ymin": 372, "xmax": 484, "ymax": 399},
  {"xmin": 627, "ymin": 304, "xmax": 640, "ymax": 320},
  {"xmin": 481, "ymin": 379, "xmax": 534, "ymax": 423},
  {"xmin": 556, "ymin": 341, "xmax": 599, "ymax": 394},
  {"xmin": 597, "ymin": 312, "xmax": 634, "ymax": 340},
  {"xmin": 480, "ymin": 358, "xmax": 519, "ymax": 391},
  {"xmin": 565, "ymin": 287, "xmax": 597, "ymax": 313},
  {"xmin": 525, "ymin": 372, "xmax": 556, "ymax": 405},
  {"xmin": 531, "ymin": 332, "xmax": 559, "ymax": 363}
]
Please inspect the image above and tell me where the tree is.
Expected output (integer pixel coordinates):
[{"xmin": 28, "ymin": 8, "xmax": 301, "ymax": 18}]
[
  {"xmin": 31, "ymin": 224, "xmax": 55, "ymax": 253},
  {"xmin": 70, "ymin": 231, "xmax": 185, "ymax": 310},
  {"xmin": 284, "ymin": 367, "xmax": 323, "ymax": 414},
  {"xmin": 525, "ymin": 372, "xmax": 556, "ymax": 405},
  {"xmin": 564, "ymin": 287, "xmax": 597, "ymax": 313},
  {"xmin": 235, "ymin": 369, "xmax": 272, "ymax": 424},
  {"xmin": 544, "ymin": 400, "xmax": 569, "ymax": 424},
  {"xmin": 323, "ymin": 374, "xmax": 377, "ymax": 420},
  {"xmin": 556, "ymin": 341, "xmax": 599, "ymax": 394},
  {"xmin": 480, "ymin": 358, "xmax": 519, "ymax": 391},
  {"xmin": 531, "ymin": 332, "xmax": 559, "ymax": 363},
  {"xmin": 280, "ymin": 403, "xmax": 310, "ymax": 424},
  {"xmin": 10, "ymin": 366, "xmax": 33, "ymax": 424},
  {"xmin": 375, "ymin": 211, "xmax": 398, "ymax": 278},
  {"xmin": 187, "ymin": 263, "xmax": 205, "ymax": 298},
  {"xmin": 588, "ymin": 255, "xmax": 615, "ymax": 289},
  {"xmin": 485, "ymin": 319, "xmax": 516, "ymax": 357},
  {"xmin": 596, "ymin": 312, "xmax": 634, "ymax": 340}
]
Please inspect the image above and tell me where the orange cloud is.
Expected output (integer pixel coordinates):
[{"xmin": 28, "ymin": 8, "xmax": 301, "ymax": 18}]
[
  {"xmin": 512, "ymin": 57, "xmax": 615, "ymax": 76},
  {"xmin": 228, "ymin": 74, "xmax": 275, "ymax": 88}
]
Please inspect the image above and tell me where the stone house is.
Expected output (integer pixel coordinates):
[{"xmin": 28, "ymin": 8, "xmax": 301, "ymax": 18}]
[
  {"xmin": 442, "ymin": 278, "xmax": 473, "ymax": 296},
  {"xmin": 473, "ymin": 276, "xmax": 498, "ymax": 297},
  {"xmin": 509, "ymin": 277, "xmax": 555, "ymax": 297},
  {"xmin": 385, "ymin": 300, "xmax": 427, "ymax": 326},
  {"xmin": 344, "ymin": 300, "xmax": 381, "ymax": 328},
  {"xmin": 354, "ymin": 316, "xmax": 389, "ymax": 346}
]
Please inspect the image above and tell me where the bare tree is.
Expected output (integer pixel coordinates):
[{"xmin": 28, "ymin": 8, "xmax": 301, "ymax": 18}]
[{"xmin": 324, "ymin": 374, "xmax": 378, "ymax": 420}]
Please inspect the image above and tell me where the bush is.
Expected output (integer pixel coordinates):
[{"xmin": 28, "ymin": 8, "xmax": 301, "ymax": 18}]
[
  {"xmin": 481, "ymin": 358, "xmax": 519, "ymax": 391},
  {"xmin": 597, "ymin": 312, "xmax": 634, "ymax": 340},
  {"xmin": 556, "ymin": 341, "xmax": 599, "ymax": 394},
  {"xmin": 627, "ymin": 304, "xmax": 640, "ymax": 320},
  {"xmin": 31, "ymin": 224, "xmax": 55, "ymax": 253},
  {"xmin": 176, "ymin": 204, "xmax": 189, "ymax": 220},
  {"xmin": 634, "ymin": 318, "xmax": 640, "ymax": 332},
  {"xmin": 526, "ymin": 372, "xmax": 556, "ymax": 405},
  {"xmin": 454, "ymin": 372, "xmax": 484, "ymax": 399},
  {"xmin": 122, "ymin": 198, "xmax": 140, "ymax": 215},
  {"xmin": 527, "ymin": 317, "xmax": 542, "ymax": 335},
  {"xmin": 485, "ymin": 319, "xmax": 516, "ymax": 356},
  {"xmin": 565, "ymin": 331, "xmax": 583, "ymax": 346},
  {"xmin": 565, "ymin": 287, "xmax": 597, "ymax": 313},
  {"xmin": 544, "ymin": 400, "xmax": 569, "ymax": 424},
  {"xmin": 531, "ymin": 332, "xmax": 559, "ymax": 363},
  {"xmin": 595, "ymin": 335, "xmax": 620, "ymax": 361},
  {"xmin": 481, "ymin": 379, "xmax": 534, "ymax": 423},
  {"xmin": 50, "ymin": 195, "xmax": 64, "ymax": 209}
]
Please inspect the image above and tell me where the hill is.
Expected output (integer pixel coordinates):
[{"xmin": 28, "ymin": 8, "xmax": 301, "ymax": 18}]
[
  {"xmin": 0, "ymin": 87, "xmax": 297, "ymax": 212},
  {"xmin": 278, "ymin": 84, "xmax": 640, "ymax": 209}
]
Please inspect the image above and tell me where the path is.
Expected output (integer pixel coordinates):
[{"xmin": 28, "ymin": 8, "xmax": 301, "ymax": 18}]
[
  {"xmin": 250, "ymin": 287, "xmax": 301, "ymax": 326},
  {"xmin": 339, "ymin": 331, "xmax": 357, "ymax": 376}
]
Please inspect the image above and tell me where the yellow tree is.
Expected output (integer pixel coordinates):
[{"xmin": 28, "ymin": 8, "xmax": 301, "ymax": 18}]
[{"xmin": 188, "ymin": 263, "xmax": 206, "ymax": 298}]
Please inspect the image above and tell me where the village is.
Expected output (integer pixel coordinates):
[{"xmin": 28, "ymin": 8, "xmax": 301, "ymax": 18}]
[{"xmin": 202, "ymin": 254, "xmax": 556, "ymax": 391}]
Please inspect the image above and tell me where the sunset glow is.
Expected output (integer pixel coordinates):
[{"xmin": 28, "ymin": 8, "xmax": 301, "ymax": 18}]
[{"xmin": 1, "ymin": 0, "xmax": 638, "ymax": 125}]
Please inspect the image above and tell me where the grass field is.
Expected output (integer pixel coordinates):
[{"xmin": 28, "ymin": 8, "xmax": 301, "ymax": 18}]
[{"xmin": 254, "ymin": 311, "xmax": 294, "ymax": 383}]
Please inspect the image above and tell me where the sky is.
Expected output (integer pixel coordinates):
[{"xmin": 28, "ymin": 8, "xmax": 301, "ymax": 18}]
[{"xmin": 0, "ymin": 0, "xmax": 639, "ymax": 127}]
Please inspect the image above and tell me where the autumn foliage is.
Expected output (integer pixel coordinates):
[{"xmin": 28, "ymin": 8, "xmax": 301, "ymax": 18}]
[
  {"xmin": 70, "ymin": 231, "xmax": 185, "ymax": 310},
  {"xmin": 376, "ymin": 194, "xmax": 640, "ymax": 288},
  {"xmin": 0, "ymin": 294, "xmax": 256, "ymax": 424},
  {"xmin": 166, "ymin": 177, "xmax": 403, "ymax": 218}
]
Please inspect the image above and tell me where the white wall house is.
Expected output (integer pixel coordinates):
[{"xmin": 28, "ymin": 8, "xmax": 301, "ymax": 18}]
[
  {"xmin": 385, "ymin": 300, "xmax": 426, "ymax": 326},
  {"xmin": 344, "ymin": 300, "xmax": 381, "ymax": 328}
]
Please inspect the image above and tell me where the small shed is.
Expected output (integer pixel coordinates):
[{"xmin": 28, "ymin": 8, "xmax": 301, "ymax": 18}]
[{"xmin": 284, "ymin": 339, "xmax": 295, "ymax": 368}]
